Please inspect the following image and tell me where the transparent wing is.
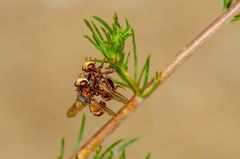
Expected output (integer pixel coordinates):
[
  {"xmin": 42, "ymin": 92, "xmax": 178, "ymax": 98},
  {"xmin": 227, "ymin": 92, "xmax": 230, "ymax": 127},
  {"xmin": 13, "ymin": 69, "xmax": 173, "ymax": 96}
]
[
  {"xmin": 92, "ymin": 100, "xmax": 116, "ymax": 116},
  {"xmin": 99, "ymin": 83, "xmax": 129, "ymax": 104},
  {"xmin": 67, "ymin": 101, "xmax": 86, "ymax": 118},
  {"xmin": 100, "ymin": 105, "xmax": 116, "ymax": 116}
]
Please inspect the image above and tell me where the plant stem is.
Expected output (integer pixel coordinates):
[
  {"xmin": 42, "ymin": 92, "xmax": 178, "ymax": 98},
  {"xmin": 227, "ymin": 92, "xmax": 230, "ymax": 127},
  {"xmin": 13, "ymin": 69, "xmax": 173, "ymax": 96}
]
[{"xmin": 69, "ymin": 1, "xmax": 240, "ymax": 159}]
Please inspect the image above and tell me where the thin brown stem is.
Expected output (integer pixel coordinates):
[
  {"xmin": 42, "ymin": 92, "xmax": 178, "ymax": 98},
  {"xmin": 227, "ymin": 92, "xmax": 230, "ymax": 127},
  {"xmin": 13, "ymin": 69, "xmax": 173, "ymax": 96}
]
[{"xmin": 70, "ymin": 1, "xmax": 240, "ymax": 159}]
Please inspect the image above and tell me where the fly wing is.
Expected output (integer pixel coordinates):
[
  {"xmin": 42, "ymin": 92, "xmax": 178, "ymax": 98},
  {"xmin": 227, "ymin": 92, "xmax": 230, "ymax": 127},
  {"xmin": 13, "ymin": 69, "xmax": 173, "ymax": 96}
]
[
  {"xmin": 67, "ymin": 101, "xmax": 86, "ymax": 118},
  {"xmin": 94, "ymin": 100, "xmax": 116, "ymax": 116},
  {"xmin": 99, "ymin": 83, "xmax": 129, "ymax": 104},
  {"xmin": 101, "ymin": 105, "xmax": 116, "ymax": 116}
]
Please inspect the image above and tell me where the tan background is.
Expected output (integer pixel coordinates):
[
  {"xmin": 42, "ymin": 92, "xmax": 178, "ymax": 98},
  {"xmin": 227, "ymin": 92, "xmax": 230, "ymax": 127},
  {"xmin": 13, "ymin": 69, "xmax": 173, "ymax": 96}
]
[{"xmin": 1, "ymin": 0, "xmax": 240, "ymax": 159}]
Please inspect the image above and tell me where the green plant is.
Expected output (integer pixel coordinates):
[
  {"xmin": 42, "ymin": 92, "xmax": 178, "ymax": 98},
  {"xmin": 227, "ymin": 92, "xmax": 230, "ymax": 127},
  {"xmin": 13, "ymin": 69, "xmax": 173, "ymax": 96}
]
[
  {"xmin": 57, "ymin": 113, "xmax": 151, "ymax": 159},
  {"xmin": 58, "ymin": 1, "xmax": 240, "ymax": 159},
  {"xmin": 57, "ymin": 138, "xmax": 65, "ymax": 159},
  {"xmin": 84, "ymin": 13, "xmax": 158, "ymax": 97}
]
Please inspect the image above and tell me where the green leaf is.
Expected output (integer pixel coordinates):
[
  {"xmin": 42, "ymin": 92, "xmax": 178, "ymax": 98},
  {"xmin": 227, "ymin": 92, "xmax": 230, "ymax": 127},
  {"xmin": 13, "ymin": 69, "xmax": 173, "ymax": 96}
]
[
  {"xmin": 84, "ymin": 14, "xmax": 143, "ymax": 95},
  {"xmin": 113, "ymin": 137, "xmax": 139, "ymax": 157},
  {"xmin": 100, "ymin": 27, "xmax": 111, "ymax": 43},
  {"xmin": 91, "ymin": 21, "xmax": 104, "ymax": 41},
  {"xmin": 138, "ymin": 62, "xmax": 147, "ymax": 86},
  {"xmin": 118, "ymin": 51, "xmax": 125, "ymax": 64},
  {"xmin": 145, "ymin": 153, "xmax": 152, "ymax": 159},
  {"xmin": 124, "ymin": 52, "xmax": 131, "ymax": 70},
  {"xmin": 74, "ymin": 113, "xmax": 86, "ymax": 154},
  {"xmin": 84, "ymin": 35, "xmax": 98, "ymax": 47},
  {"xmin": 142, "ymin": 55, "xmax": 150, "ymax": 91},
  {"xmin": 223, "ymin": 0, "xmax": 233, "ymax": 11},
  {"xmin": 119, "ymin": 150, "xmax": 126, "ymax": 159},
  {"xmin": 57, "ymin": 137, "xmax": 65, "ymax": 159},
  {"xmin": 93, "ymin": 146, "xmax": 102, "ymax": 159},
  {"xmin": 113, "ymin": 64, "xmax": 139, "ymax": 94},
  {"xmin": 92, "ymin": 136, "xmax": 149, "ymax": 159},
  {"xmin": 107, "ymin": 151, "xmax": 114, "ymax": 159},
  {"xmin": 125, "ymin": 18, "xmax": 130, "ymax": 28},
  {"xmin": 142, "ymin": 71, "xmax": 160, "ymax": 98},
  {"xmin": 231, "ymin": 14, "xmax": 240, "ymax": 22},
  {"xmin": 138, "ymin": 55, "xmax": 151, "ymax": 92},
  {"xmin": 113, "ymin": 13, "xmax": 121, "ymax": 28},
  {"xmin": 93, "ymin": 16, "xmax": 113, "ymax": 34},
  {"xmin": 110, "ymin": 78, "xmax": 130, "ymax": 89},
  {"xmin": 132, "ymin": 28, "xmax": 138, "ymax": 82},
  {"xmin": 112, "ymin": 22, "xmax": 118, "ymax": 38},
  {"xmin": 84, "ymin": 19, "xmax": 101, "ymax": 46},
  {"xmin": 99, "ymin": 139, "xmax": 125, "ymax": 159}
]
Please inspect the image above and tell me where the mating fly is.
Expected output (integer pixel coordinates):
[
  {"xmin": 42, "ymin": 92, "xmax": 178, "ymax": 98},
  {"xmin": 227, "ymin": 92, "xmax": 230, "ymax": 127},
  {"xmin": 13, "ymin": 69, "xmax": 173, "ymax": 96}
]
[
  {"xmin": 67, "ymin": 99, "xmax": 116, "ymax": 117},
  {"xmin": 67, "ymin": 58, "xmax": 129, "ymax": 117}
]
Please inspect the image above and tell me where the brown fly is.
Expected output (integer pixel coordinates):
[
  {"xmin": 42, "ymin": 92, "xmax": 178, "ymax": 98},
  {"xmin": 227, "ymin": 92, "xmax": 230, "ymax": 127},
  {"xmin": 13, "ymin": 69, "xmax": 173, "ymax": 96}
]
[
  {"xmin": 67, "ymin": 57, "xmax": 128, "ymax": 117},
  {"xmin": 67, "ymin": 76, "xmax": 117, "ymax": 117},
  {"xmin": 82, "ymin": 58, "xmax": 128, "ymax": 103}
]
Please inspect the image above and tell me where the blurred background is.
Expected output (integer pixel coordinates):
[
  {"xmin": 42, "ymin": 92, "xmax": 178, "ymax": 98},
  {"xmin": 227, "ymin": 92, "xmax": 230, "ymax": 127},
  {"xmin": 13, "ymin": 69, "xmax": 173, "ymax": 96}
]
[{"xmin": 1, "ymin": 0, "xmax": 240, "ymax": 159}]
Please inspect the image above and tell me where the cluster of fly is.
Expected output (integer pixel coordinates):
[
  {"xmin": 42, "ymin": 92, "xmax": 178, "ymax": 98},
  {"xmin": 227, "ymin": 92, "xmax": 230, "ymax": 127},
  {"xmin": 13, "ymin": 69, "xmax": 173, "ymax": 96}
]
[{"xmin": 67, "ymin": 58, "xmax": 129, "ymax": 117}]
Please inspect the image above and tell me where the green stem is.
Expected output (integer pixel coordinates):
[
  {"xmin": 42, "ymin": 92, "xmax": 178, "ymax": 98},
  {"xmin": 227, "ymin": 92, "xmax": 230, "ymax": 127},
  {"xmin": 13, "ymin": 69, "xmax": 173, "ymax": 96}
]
[{"xmin": 114, "ymin": 65, "xmax": 140, "ymax": 95}]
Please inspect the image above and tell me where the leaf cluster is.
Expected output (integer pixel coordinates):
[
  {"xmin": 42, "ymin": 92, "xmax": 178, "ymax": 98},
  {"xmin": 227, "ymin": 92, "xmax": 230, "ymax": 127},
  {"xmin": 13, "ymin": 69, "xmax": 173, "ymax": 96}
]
[
  {"xmin": 93, "ymin": 137, "xmax": 152, "ymax": 159},
  {"xmin": 222, "ymin": 0, "xmax": 240, "ymax": 22},
  {"xmin": 84, "ymin": 13, "xmax": 159, "ymax": 97},
  {"xmin": 93, "ymin": 137, "xmax": 140, "ymax": 159},
  {"xmin": 57, "ymin": 114, "xmax": 152, "ymax": 159}
]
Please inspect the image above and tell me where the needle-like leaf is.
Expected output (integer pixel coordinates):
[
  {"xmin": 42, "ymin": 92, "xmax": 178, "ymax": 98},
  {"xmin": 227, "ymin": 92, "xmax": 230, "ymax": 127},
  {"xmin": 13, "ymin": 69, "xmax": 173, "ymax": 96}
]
[
  {"xmin": 110, "ymin": 78, "xmax": 130, "ymax": 89},
  {"xmin": 142, "ymin": 55, "xmax": 150, "ymax": 91},
  {"xmin": 99, "ymin": 139, "xmax": 125, "ymax": 159},
  {"xmin": 231, "ymin": 14, "xmax": 240, "ymax": 22},
  {"xmin": 113, "ymin": 13, "xmax": 121, "ymax": 28},
  {"xmin": 74, "ymin": 114, "xmax": 86, "ymax": 154},
  {"xmin": 142, "ymin": 71, "xmax": 160, "ymax": 98},
  {"xmin": 84, "ymin": 14, "xmax": 143, "ymax": 95},
  {"xmin": 132, "ymin": 28, "xmax": 138, "ymax": 82},
  {"xmin": 124, "ymin": 52, "xmax": 131, "ymax": 70},
  {"xmin": 100, "ymin": 27, "xmax": 111, "ymax": 43},
  {"xmin": 84, "ymin": 19, "xmax": 101, "ymax": 46},
  {"xmin": 93, "ymin": 146, "xmax": 102, "ymax": 159},
  {"xmin": 223, "ymin": 0, "xmax": 232, "ymax": 11},
  {"xmin": 138, "ymin": 55, "xmax": 151, "ymax": 91},
  {"xmin": 93, "ymin": 16, "xmax": 113, "ymax": 34},
  {"xmin": 145, "ymin": 153, "xmax": 152, "ymax": 159},
  {"xmin": 91, "ymin": 21, "xmax": 104, "ymax": 41},
  {"xmin": 57, "ymin": 137, "xmax": 65, "ymax": 159},
  {"xmin": 84, "ymin": 35, "xmax": 98, "ymax": 48},
  {"xmin": 119, "ymin": 150, "xmax": 126, "ymax": 159},
  {"xmin": 113, "ymin": 137, "xmax": 139, "ymax": 157}
]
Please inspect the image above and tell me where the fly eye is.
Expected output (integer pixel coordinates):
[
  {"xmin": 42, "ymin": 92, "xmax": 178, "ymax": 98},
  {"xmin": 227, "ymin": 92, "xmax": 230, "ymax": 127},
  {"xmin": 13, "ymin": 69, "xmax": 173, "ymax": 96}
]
[
  {"xmin": 87, "ymin": 63, "xmax": 95, "ymax": 70},
  {"xmin": 83, "ymin": 62, "xmax": 95, "ymax": 71},
  {"xmin": 80, "ymin": 79, "xmax": 89, "ymax": 86},
  {"xmin": 75, "ymin": 78, "xmax": 88, "ymax": 87}
]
